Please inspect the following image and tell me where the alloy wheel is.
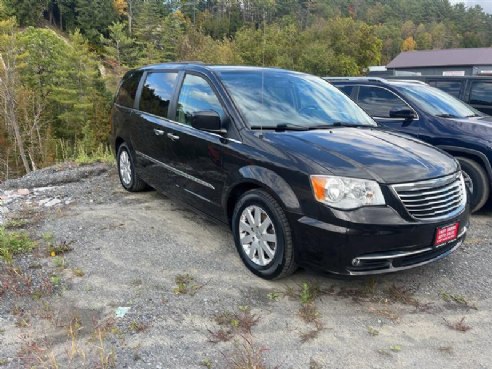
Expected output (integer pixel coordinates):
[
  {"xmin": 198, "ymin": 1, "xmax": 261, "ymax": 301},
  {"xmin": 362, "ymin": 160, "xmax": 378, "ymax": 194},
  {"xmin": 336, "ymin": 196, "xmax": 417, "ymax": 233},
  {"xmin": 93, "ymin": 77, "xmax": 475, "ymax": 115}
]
[{"xmin": 119, "ymin": 150, "xmax": 132, "ymax": 186}]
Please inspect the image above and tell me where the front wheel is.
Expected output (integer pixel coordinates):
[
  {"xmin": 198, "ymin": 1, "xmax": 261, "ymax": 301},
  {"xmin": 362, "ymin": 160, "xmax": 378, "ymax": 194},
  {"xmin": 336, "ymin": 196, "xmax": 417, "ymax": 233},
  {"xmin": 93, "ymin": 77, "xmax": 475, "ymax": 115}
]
[
  {"xmin": 232, "ymin": 189, "xmax": 297, "ymax": 280},
  {"xmin": 457, "ymin": 157, "xmax": 490, "ymax": 213}
]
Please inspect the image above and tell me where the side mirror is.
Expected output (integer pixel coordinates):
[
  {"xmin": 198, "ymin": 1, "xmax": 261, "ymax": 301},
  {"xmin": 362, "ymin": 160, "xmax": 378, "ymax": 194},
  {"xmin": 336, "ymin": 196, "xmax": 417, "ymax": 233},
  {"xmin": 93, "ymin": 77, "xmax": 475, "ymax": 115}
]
[
  {"xmin": 389, "ymin": 108, "xmax": 416, "ymax": 121},
  {"xmin": 191, "ymin": 111, "xmax": 226, "ymax": 134}
]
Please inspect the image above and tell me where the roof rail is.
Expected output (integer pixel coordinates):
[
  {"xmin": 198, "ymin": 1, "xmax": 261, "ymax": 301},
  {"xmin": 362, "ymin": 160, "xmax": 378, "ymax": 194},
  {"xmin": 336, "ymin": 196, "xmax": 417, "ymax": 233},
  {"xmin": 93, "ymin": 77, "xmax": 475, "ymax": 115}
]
[
  {"xmin": 388, "ymin": 79, "xmax": 428, "ymax": 85},
  {"xmin": 176, "ymin": 60, "xmax": 205, "ymax": 64},
  {"xmin": 322, "ymin": 76, "xmax": 387, "ymax": 83}
]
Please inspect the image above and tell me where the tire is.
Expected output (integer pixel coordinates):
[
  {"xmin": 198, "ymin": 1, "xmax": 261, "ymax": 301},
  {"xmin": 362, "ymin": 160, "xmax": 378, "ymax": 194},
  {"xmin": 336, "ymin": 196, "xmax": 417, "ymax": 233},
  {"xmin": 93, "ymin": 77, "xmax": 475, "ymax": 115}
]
[
  {"xmin": 231, "ymin": 189, "xmax": 297, "ymax": 280},
  {"xmin": 457, "ymin": 157, "xmax": 490, "ymax": 213},
  {"xmin": 117, "ymin": 143, "xmax": 148, "ymax": 192}
]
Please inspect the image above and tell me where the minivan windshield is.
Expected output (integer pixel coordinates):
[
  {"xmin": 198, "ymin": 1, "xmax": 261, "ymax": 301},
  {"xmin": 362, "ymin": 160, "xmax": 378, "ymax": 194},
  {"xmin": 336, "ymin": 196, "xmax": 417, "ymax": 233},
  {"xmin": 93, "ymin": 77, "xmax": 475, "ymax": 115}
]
[
  {"xmin": 217, "ymin": 69, "xmax": 377, "ymax": 129},
  {"xmin": 395, "ymin": 82, "xmax": 481, "ymax": 119}
]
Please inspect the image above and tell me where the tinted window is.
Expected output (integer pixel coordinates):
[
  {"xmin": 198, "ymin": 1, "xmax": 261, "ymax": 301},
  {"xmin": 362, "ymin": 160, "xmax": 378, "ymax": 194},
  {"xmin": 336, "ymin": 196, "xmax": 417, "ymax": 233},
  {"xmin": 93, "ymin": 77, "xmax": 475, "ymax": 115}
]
[
  {"xmin": 338, "ymin": 85, "xmax": 354, "ymax": 97},
  {"xmin": 139, "ymin": 72, "xmax": 178, "ymax": 118},
  {"xmin": 429, "ymin": 81, "xmax": 462, "ymax": 98},
  {"xmin": 218, "ymin": 70, "xmax": 375, "ymax": 128},
  {"xmin": 358, "ymin": 86, "xmax": 409, "ymax": 118},
  {"xmin": 116, "ymin": 70, "xmax": 142, "ymax": 108},
  {"xmin": 176, "ymin": 74, "xmax": 224, "ymax": 126},
  {"xmin": 470, "ymin": 82, "xmax": 492, "ymax": 106},
  {"xmin": 397, "ymin": 83, "xmax": 479, "ymax": 118}
]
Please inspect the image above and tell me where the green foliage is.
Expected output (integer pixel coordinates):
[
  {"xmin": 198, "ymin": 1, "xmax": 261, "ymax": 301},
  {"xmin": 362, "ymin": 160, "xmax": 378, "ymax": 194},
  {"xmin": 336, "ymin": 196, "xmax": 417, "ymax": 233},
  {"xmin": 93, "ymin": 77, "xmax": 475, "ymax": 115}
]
[
  {"xmin": 75, "ymin": 0, "xmax": 117, "ymax": 43},
  {"xmin": 0, "ymin": 227, "xmax": 36, "ymax": 263}
]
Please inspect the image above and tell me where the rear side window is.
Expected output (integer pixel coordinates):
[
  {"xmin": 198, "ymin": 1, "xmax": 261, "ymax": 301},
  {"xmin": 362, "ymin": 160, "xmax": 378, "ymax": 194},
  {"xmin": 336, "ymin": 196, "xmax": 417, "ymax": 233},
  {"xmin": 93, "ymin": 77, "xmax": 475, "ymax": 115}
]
[
  {"xmin": 470, "ymin": 82, "xmax": 492, "ymax": 106},
  {"xmin": 139, "ymin": 72, "xmax": 178, "ymax": 118},
  {"xmin": 429, "ymin": 81, "xmax": 462, "ymax": 98},
  {"xmin": 358, "ymin": 86, "xmax": 409, "ymax": 118},
  {"xmin": 116, "ymin": 70, "xmax": 142, "ymax": 108},
  {"xmin": 338, "ymin": 85, "xmax": 354, "ymax": 97}
]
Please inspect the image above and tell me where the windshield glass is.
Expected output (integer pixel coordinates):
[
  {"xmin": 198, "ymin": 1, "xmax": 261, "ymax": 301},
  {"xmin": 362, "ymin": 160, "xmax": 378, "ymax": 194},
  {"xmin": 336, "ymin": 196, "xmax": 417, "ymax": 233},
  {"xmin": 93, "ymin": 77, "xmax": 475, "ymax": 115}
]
[
  {"xmin": 395, "ymin": 83, "xmax": 480, "ymax": 118},
  {"xmin": 217, "ymin": 69, "xmax": 376, "ymax": 129}
]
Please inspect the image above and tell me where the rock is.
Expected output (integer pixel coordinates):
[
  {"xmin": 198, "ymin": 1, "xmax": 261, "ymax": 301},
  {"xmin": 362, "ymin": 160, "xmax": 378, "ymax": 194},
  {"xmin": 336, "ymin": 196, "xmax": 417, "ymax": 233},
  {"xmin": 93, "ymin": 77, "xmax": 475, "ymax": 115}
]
[
  {"xmin": 44, "ymin": 198, "xmax": 62, "ymax": 207},
  {"xmin": 17, "ymin": 188, "xmax": 30, "ymax": 196}
]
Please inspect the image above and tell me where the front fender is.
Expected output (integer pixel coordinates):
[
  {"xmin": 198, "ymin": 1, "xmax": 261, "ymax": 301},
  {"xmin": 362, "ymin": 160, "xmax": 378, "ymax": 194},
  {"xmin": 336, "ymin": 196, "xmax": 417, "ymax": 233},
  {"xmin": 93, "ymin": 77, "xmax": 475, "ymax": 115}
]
[{"xmin": 223, "ymin": 165, "xmax": 302, "ymax": 213}]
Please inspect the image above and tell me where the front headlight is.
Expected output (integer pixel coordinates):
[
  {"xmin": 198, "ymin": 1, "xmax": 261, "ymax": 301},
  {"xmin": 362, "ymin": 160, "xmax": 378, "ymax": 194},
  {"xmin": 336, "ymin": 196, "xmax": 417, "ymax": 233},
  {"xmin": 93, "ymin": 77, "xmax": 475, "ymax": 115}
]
[{"xmin": 310, "ymin": 175, "xmax": 386, "ymax": 210}]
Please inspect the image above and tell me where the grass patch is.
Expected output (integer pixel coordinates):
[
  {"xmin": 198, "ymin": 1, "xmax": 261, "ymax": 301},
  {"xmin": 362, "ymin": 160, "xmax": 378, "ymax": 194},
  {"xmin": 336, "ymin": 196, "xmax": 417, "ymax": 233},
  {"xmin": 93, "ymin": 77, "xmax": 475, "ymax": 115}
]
[
  {"xmin": 209, "ymin": 306, "xmax": 260, "ymax": 343},
  {"xmin": 0, "ymin": 227, "xmax": 36, "ymax": 263},
  {"xmin": 74, "ymin": 143, "xmax": 114, "ymax": 166},
  {"xmin": 226, "ymin": 336, "xmax": 278, "ymax": 369},
  {"xmin": 173, "ymin": 274, "xmax": 205, "ymax": 296},
  {"xmin": 440, "ymin": 292, "xmax": 477, "ymax": 310},
  {"xmin": 367, "ymin": 326, "xmax": 380, "ymax": 336}
]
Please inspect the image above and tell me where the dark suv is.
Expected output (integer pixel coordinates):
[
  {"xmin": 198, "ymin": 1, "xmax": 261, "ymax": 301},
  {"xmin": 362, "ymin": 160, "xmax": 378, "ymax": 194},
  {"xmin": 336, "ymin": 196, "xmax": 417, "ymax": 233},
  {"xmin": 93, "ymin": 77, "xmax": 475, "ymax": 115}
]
[
  {"xmin": 327, "ymin": 77, "xmax": 492, "ymax": 212},
  {"xmin": 111, "ymin": 64, "xmax": 469, "ymax": 279}
]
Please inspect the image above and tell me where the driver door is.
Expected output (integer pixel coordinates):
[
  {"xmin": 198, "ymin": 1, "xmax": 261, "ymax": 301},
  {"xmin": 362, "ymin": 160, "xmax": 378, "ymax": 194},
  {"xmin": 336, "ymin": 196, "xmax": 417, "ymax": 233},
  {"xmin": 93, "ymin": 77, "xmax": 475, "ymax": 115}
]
[{"xmin": 356, "ymin": 85, "xmax": 420, "ymax": 137}]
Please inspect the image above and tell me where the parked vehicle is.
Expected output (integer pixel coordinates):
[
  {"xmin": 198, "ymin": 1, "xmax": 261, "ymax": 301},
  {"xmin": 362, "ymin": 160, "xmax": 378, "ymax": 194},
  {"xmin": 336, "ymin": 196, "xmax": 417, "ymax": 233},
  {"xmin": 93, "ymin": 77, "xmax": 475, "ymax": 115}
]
[
  {"xmin": 327, "ymin": 77, "xmax": 492, "ymax": 213},
  {"xmin": 385, "ymin": 75, "xmax": 492, "ymax": 116},
  {"xmin": 111, "ymin": 64, "xmax": 469, "ymax": 279}
]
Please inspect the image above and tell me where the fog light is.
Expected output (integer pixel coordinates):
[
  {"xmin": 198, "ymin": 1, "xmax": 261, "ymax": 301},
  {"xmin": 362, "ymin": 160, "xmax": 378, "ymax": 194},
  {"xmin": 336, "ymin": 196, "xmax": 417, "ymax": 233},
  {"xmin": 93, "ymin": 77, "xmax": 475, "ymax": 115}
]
[{"xmin": 352, "ymin": 258, "xmax": 361, "ymax": 266}]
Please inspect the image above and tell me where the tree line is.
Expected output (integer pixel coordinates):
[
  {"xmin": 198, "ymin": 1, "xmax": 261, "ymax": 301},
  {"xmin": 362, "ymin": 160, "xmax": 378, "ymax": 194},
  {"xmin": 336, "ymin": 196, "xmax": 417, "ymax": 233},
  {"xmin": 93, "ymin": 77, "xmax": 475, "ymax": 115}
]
[{"xmin": 1, "ymin": 0, "xmax": 492, "ymax": 179}]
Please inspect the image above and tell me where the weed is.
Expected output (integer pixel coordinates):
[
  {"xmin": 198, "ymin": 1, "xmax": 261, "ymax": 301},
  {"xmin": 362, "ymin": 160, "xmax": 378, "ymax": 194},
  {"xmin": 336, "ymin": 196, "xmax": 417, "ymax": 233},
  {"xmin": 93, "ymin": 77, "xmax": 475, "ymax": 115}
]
[
  {"xmin": 74, "ymin": 143, "xmax": 114, "ymax": 166},
  {"xmin": 299, "ymin": 282, "xmax": 322, "ymax": 305},
  {"xmin": 0, "ymin": 227, "xmax": 36, "ymax": 263},
  {"xmin": 298, "ymin": 303, "xmax": 319, "ymax": 324},
  {"xmin": 367, "ymin": 306, "xmax": 400, "ymax": 322},
  {"xmin": 0, "ymin": 359, "xmax": 7, "ymax": 366},
  {"xmin": 438, "ymin": 346, "xmax": 453, "ymax": 354},
  {"xmin": 73, "ymin": 268, "xmax": 85, "ymax": 277},
  {"xmin": 47, "ymin": 240, "xmax": 73, "ymax": 257},
  {"xmin": 209, "ymin": 307, "xmax": 260, "ymax": 343},
  {"xmin": 267, "ymin": 291, "xmax": 281, "ymax": 302},
  {"xmin": 15, "ymin": 317, "xmax": 30, "ymax": 328},
  {"xmin": 389, "ymin": 344, "xmax": 401, "ymax": 352},
  {"xmin": 173, "ymin": 274, "xmax": 205, "ymax": 296},
  {"xmin": 309, "ymin": 358, "xmax": 323, "ymax": 369},
  {"xmin": 128, "ymin": 320, "xmax": 148, "ymax": 333},
  {"xmin": 300, "ymin": 321, "xmax": 325, "ymax": 343},
  {"xmin": 200, "ymin": 358, "xmax": 213, "ymax": 368},
  {"xmin": 367, "ymin": 326, "xmax": 380, "ymax": 336},
  {"xmin": 440, "ymin": 292, "xmax": 477, "ymax": 310},
  {"xmin": 50, "ymin": 275, "xmax": 62, "ymax": 286},
  {"xmin": 443, "ymin": 317, "xmax": 471, "ymax": 332},
  {"xmin": 52, "ymin": 256, "xmax": 66, "ymax": 268},
  {"xmin": 4, "ymin": 219, "xmax": 28, "ymax": 229},
  {"xmin": 226, "ymin": 336, "xmax": 278, "ymax": 369}
]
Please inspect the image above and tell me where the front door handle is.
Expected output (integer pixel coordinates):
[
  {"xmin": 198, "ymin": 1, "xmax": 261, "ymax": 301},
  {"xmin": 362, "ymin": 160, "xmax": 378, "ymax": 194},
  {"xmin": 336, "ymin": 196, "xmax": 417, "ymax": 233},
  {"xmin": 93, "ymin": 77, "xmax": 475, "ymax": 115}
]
[
  {"xmin": 167, "ymin": 133, "xmax": 180, "ymax": 141},
  {"xmin": 153, "ymin": 129, "xmax": 165, "ymax": 136}
]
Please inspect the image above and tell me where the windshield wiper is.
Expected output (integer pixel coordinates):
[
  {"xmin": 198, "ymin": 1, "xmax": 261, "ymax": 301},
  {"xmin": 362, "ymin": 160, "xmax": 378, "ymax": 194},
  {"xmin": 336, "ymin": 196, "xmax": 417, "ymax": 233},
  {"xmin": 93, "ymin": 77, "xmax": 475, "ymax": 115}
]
[
  {"xmin": 331, "ymin": 122, "xmax": 373, "ymax": 128},
  {"xmin": 466, "ymin": 113, "xmax": 481, "ymax": 118},
  {"xmin": 250, "ymin": 123, "xmax": 309, "ymax": 131},
  {"xmin": 435, "ymin": 113, "xmax": 459, "ymax": 118}
]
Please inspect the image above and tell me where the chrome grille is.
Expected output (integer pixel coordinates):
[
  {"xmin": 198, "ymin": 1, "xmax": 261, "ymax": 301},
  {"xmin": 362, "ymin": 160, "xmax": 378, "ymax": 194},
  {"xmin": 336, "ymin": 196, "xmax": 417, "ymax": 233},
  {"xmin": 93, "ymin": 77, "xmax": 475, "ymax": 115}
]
[{"xmin": 392, "ymin": 172, "xmax": 467, "ymax": 221}]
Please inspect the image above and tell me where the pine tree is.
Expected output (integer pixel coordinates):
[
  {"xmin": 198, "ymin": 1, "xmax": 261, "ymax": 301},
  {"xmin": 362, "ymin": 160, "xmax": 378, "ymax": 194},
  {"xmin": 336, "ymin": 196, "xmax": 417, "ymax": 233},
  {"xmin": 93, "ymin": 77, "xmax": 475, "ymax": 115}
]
[{"xmin": 75, "ymin": 0, "xmax": 117, "ymax": 43}]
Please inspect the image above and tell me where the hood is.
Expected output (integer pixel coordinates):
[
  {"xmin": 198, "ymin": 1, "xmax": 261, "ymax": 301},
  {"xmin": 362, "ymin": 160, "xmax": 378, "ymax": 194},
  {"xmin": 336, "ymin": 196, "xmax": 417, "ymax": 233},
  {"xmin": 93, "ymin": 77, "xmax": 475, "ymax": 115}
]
[
  {"xmin": 439, "ymin": 115, "xmax": 492, "ymax": 140},
  {"xmin": 262, "ymin": 127, "xmax": 458, "ymax": 184}
]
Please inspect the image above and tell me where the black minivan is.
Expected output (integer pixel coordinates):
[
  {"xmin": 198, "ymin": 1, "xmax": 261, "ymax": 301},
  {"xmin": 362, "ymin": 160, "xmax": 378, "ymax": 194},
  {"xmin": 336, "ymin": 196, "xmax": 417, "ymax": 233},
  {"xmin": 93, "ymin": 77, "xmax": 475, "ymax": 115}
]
[{"xmin": 111, "ymin": 63, "xmax": 469, "ymax": 279}]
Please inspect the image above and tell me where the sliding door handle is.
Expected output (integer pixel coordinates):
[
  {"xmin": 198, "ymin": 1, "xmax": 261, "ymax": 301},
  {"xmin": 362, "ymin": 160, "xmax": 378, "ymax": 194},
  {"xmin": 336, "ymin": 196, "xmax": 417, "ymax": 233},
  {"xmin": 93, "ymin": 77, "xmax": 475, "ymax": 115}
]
[
  {"xmin": 153, "ymin": 129, "xmax": 165, "ymax": 136},
  {"xmin": 167, "ymin": 133, "xmax": 180, "ymax": 141}
]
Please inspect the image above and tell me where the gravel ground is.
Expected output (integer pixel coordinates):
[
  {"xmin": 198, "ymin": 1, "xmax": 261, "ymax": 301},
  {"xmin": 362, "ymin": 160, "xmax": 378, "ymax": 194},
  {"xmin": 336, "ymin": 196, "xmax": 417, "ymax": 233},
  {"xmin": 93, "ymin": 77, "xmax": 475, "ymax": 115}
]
[{"xmin": 0, "ymin": 164, "xmax": 491, "ymax": 369}]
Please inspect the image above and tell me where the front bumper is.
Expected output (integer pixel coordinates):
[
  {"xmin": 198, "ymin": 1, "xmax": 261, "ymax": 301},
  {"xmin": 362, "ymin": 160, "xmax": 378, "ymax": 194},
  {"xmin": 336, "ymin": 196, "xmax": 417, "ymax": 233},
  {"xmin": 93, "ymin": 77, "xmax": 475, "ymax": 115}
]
[{"xmin": 290, "ymin": 204, "xmax": 470, "ymax": 276}]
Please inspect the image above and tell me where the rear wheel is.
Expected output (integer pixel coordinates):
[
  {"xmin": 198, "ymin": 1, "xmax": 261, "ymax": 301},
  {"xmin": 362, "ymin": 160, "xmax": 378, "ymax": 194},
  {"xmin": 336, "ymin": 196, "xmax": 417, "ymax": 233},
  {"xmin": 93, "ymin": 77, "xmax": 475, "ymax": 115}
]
[
  {"xmin": 457, "ymin": 157, "xmax": 489, "ymax": 213},
  {"xmin": 232, "ymin": 189, "xmax": 297, "ymax": 280},
  {"xmin": 117, "ymin": 143, "xmax": 148, "ymax": 192}
]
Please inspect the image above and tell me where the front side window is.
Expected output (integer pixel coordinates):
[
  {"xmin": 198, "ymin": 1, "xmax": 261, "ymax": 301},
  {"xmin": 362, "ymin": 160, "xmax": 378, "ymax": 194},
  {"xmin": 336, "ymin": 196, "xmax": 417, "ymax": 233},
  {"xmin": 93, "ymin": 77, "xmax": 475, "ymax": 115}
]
[
  {"xmin": 176, "ymin": 74, "xmax": 224, "ymax": 126},
  {"xmin": 396, "ymin": 82, "xmax": 480, "ymax": 118},
  {"xmin": 217, "ymin": 70, "xmax": 375, "ymax": 129},
  {"xmin": 470, "ymin": 82, "xmax": 492, "ymax": 106},
  {"xmin": 139, "ymin": 72, "xmax": 178, "ymax": 118},
  {"xmin": 338, "ymin": 85, "xmax": 354, "ymax": 97},
  {"xmin": 116, "ymin": 70, "xmax": 142, "ymax": 108},
  {"xmin": 357, "ymin": 86, "xmax": 409, "ymax": 118}
]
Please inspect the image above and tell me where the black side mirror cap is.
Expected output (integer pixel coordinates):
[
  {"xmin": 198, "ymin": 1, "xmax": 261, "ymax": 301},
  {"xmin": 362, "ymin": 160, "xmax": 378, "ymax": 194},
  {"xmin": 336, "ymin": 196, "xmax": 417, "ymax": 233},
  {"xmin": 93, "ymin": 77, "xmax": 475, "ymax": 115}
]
[
  {"xmin": 191, "ymin": 110, "xmax": 226, "ymax": 134},
  {"xmin": 389, "ymin": 108, "xmax": 416, "ymax": 120}
]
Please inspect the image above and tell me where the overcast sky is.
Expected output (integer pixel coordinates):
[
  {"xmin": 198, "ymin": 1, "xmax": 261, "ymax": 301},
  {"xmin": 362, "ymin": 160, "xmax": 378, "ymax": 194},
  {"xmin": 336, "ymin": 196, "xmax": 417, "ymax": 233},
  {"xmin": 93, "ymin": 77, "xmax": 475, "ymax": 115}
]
[{"xmin": 449, "ymin": 0, "xmax": 492, "ymax": 13}]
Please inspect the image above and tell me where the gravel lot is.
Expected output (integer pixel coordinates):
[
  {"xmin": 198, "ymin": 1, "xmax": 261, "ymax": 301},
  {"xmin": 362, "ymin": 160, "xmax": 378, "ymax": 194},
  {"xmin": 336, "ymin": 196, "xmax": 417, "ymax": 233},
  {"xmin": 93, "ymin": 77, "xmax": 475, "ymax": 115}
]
[{"xmin": 1, "ymin": 164, "xmax": 491, "ymax": 369}]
